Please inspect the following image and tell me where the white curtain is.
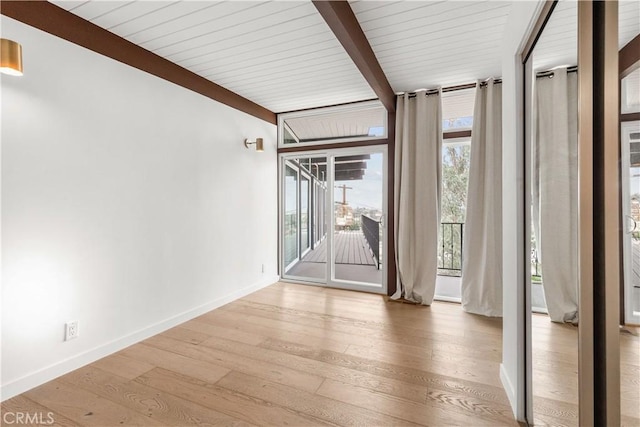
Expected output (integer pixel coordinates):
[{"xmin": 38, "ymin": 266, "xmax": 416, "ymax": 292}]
[
  {"xmin": 461, "ymin": 80, "xmax": 503, "ymax": 317},
  {"xmin": 393, "ymin": 92, "xmax": 442, "ymax": 304},
  {"xmin": 533, "ymin": 68, "xmax": 579, "ymax": 323}
]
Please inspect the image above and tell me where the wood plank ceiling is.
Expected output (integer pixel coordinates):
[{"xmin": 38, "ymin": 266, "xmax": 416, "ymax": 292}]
[
  {"xmin": 49, "ymin": 0, "xmax": 376, "ymax": 113},
  {"xmin": 47, "ymin": 0, "xmax": 519, "ymax": 114},
  {"xmin": 532, "ymin": 0, "xmax": 640, "ymax": 72},
  {"xmin": 349, "ymin": 0, "xmax": 512, "ymax": 93},
  {"xmin": 34, "ymin": 1, "xmax": 640, "ymax": 116}
]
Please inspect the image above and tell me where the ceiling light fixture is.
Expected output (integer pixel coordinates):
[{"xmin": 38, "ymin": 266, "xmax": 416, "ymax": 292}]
[{"xmin": 1, "ymin": 39, "xmax": 23, "ymax": 76}]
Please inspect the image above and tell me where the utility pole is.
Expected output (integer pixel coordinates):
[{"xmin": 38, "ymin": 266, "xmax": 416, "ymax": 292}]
[{"xmin": 335, "ymin": 184, "xmax": 352, "ymax": 205}]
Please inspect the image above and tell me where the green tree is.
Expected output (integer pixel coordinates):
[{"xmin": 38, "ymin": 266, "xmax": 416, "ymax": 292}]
[
  {"xmin": 438, "ymin": 144, "xmax": 470, "ymax": 275},
  {"xmin": 441, "ymin": 144, "xmax": 471, "ymax": 223}
]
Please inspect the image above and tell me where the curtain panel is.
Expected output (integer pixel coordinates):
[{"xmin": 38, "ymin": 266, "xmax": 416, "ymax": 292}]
[
  {"xmin": 533, "ymin": 68, "xmax": 579, "ymax": 323},
  {"xmin": 393, "ymin": 92, "xmax": 442, "ymax": 304},
  {"xmin": 461, "ymin": 80, "xmax": 503, "ymax": 317}
]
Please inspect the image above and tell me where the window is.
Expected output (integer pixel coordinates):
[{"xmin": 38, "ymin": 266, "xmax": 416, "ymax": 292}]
[
  {"xmin": 438, "ymin": 138, "xmax": 471, "ymax": 277},
  {"xmin": 442, "ymin": 87, "xmax": 475, "ymax": 132},
  {"xmin": 621, "ymin": 68, "xmax": 640, "ymax": 114},
  {"xmin": 278, "ymin": 100, "xmax": 387, "ymax": 148},
  {"xmin": 434, "ymin": 88, "xmax": 475, "ymax": 302}
]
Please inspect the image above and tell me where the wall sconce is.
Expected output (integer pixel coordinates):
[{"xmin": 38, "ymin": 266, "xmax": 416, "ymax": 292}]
[
  {"xmin": 244, "ymin": 138, "xmax": 264, "ymax": 152},
  {"xmin": 1, "ymin": 39, "xmax": 23, "ymax": 76}
]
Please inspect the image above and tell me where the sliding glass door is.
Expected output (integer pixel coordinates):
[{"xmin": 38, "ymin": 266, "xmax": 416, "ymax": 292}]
[
  {"xmin": 282, "ymin": 156, "xmax": 327, "ymax": 282},
  {"xmin": 280, "ymin": 146, "xmax": 387, "ymax": 294},
  {"xmin": 332, "ymin": 152, "xmax": 384, "ymax": 289}
]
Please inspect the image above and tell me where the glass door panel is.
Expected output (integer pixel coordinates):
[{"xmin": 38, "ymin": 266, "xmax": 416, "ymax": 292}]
[
  {"xmin": 283, "ymin": 163, "xmax": 298, "ymax": 270},
  {"xmin": 301, "ymin": 173, "xmax": 310, "ymax": 255},
  {"xmin": 281, "ymin": 156, "xmax": 327, "ymax": 282},
  {"xmin": 331, "ymin": 151, "xmax": 385, "ymax": 290}
]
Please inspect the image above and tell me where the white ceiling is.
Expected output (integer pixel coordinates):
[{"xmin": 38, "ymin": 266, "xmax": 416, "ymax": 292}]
[
  {"xmin": 349, "ymin": 0, "xmax": 512, "ymax": 93},
  {"xmin": 533, "ymin": 0, "xmax": 640, "ymax": 71},
  {"xmin": 48, "ymin": 1, "xmax": 639, "ymax": 114},
  {"xmin": 50, "ymin": 0, "xmax": 375, "ymax": 113}
]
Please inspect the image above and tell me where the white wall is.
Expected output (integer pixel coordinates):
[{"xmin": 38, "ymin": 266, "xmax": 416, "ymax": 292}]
[
  {"xmin": 500, "ymin": 1, "xmax": 543, "ymax": 421},
  {"xmin": 1, "ymin": 16, "xmax": 278, "ymax": 400},
  {"xmin": 434, "ymin": 275, "xmax": 461, "ymax": 302}
]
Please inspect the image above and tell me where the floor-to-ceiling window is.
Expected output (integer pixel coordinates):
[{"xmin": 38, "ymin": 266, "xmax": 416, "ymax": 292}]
[{"xmin": 434, "ymin": 88, "xmax": 474, "ymax": 301}]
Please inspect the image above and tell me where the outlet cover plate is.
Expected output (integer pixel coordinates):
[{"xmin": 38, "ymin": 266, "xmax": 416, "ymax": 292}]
[{"xmin": 65, "ymin": 321, "xmax": 79, "ymax": 341}]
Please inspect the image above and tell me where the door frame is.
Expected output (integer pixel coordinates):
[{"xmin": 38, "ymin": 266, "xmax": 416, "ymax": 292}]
[
  {"xmin": 519, "ymin": 1, "xmax": 621, "ymax": 425},
  {"xmin": 278, "ymin": 145, "xmax": 388, "ymax": 295}
]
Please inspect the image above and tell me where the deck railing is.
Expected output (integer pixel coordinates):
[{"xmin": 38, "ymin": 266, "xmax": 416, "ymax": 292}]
[
  {"xmin": 362, "ymin": 215, "xmax": 381, "ymax": 270},
  {"xmin": 438, "ymin": 222, "xmax": 463, "ymax": 275}
]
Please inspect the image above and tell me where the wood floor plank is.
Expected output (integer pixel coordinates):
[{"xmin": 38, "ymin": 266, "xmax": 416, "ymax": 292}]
[
  {"xmin": 197, "ymin": 310, "xmax": 350, "ymax": 353},
  {"xmin": 23, "ymin": 380, "xmax": 165, "ymax": 426},
  {"xmin": 90, "ymin": 353, "xmax": 154, "ymax": 381},
  {"xmin": 135, "ymin": 368, "xmax": 334, "ymax": 426},
  {"xmin": 0, "ymin": 395, "xmax": 78, "ymax": 427},
  {"xmin": 217, "ymin": 371, "xmax": 420, "ymax": 426},
  {"xmin": 57, "ymin": 365, "xmax": 250, "ymax": 426},
  {"xmin": 346, "ymin": 342, "xmax": 503, "ymax": 382},
  {"xmin": 194, "ymin": 333, "xmax": 433, "ymax": 404},
  {"xmin": 179, "ymin": 318, "xmax": 266, "ymax": 346},
  {"xmin": 222, "ymin": 298, "xmax": 503, "ymax": 352},
  {"xmin": 118, "ymin": 343, "xmax": 230, "ymax": 384},
  {"xmin": 160, "ymin": 325, "xmax": 213, "ymax": 345},
  {"xmin": 142, "ymin": 335, "xmax": 325, "ymax": 394},
  {"xmin": 247, "ymin": 287, "xmax": 504, "ymax": 338},
  {"xmin": 317, "ymin": 378, "xmax": 516, "ymax": 426},
  {"xmin": 260, "ymin": 337, "xmax": 504, "ymax": 388}
]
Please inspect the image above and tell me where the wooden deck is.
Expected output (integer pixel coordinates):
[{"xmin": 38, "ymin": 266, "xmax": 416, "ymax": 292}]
[
  {"xmin": 287, "ymin": 231, "xmax": 381, "ymax": 283},
  {"xmin": 303, "ymin": 231, "xmax": 375, "ymax": 265}
]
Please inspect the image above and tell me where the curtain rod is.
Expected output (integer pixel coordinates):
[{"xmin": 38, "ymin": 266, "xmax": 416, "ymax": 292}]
[
  {"xmin": 536, "ymin": 65, "xmax": 578, "ymax": 78},
  {"xmin": 403, "ymin": 79, "xmax": 502, "ymax": 98}
]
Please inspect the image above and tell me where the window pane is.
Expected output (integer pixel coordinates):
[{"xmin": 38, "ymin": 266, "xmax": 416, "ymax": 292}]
[
  {"xmin": 438, "ymin": 140, "xmax": 471, "ymax": 278},
  {"xmin": 282, "ymin": 102, "xmax": 386, "ymax": 145},
  {"xmin": 282, "ymin": 156, "xmax": 327, "ymax": 281},
  {"xmin": 622, "ymin": 68, "xmax": 640, "ymax": 114},
  {"xmin": 301, "ymin": 175, "xmax": 310, "ymax": 253},
  {"xmin": 333, "ymin": 153, "xmax": 383, "ymax": 285},
  {"xmin": 284, "ymin": 164, "xmax": 298, "ymax": 267},
  {"xmin": 283, "ymin": 126, "xmax": 298, "ymax": 144},
  {"xmin": 442, "ymin": 88, "xmax": 475, "ymax": 131}
]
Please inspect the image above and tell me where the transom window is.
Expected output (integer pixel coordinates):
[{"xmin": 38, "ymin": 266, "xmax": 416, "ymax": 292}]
[{"xmin": 278, "ymin": 100, "xmax": 387, "ymax": 148}]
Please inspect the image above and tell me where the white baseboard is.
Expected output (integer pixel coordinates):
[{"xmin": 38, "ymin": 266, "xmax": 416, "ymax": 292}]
[
  {"xmin": 433, "ymin": 295, "xmax": 462, "ymax": 303},
  {"xmin": 1, "ymin": 275, "xmax": 279, "ymax": 401},
  {"xmin": 500, "ymin": 363, "xmax": 518, "ymax": 419}
]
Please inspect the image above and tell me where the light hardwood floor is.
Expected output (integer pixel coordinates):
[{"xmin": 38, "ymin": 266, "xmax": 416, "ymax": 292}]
[{"xmin": 1, "ymin": 282, "xmax": 638, "ymax": 426}]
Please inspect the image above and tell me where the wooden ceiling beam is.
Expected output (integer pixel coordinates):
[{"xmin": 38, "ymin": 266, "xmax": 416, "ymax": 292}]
[
  {"xmin": 619, "ymin": 33, "xmax": 640, "ymax": 78},
  {"xmin": 0, "ymin": 1, "xmax": 276, "ymax": 124},
  {"xmin": 312, "ymin": 1, "xmax": 396, "ymax": 113}
]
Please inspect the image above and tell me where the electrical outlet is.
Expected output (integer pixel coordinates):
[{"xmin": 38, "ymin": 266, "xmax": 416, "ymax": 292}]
[{"xmin": 65, "ymin": 321, "xmax": 79, "ymax": 341}]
